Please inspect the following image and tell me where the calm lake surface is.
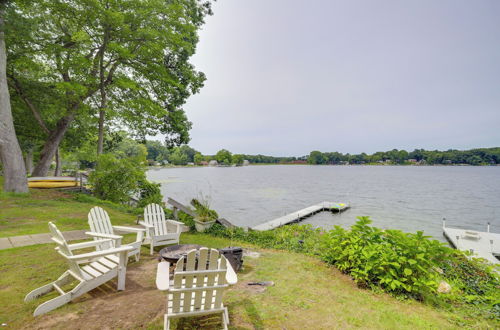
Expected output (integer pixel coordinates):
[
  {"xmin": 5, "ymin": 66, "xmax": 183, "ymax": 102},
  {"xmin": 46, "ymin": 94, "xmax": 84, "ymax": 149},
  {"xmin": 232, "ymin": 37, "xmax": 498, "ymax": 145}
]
[{"xmin": 147, "ymin": 165, "xmax": 500, "ymax": 240}]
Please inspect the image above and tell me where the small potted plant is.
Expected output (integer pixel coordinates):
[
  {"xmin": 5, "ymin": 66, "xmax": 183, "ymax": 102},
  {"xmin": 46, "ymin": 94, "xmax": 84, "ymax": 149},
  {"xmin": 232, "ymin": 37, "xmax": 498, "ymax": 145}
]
[{"xmin": 191, "ymin": 197, "xmax": 218, "ymax": 232}]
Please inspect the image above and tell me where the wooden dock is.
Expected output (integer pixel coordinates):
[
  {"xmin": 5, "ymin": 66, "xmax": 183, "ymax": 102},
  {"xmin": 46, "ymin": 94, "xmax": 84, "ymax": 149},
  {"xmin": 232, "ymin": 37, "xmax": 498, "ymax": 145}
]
[
  {"xmin": 443, "ymin": 220, "xmax": 500, "ymax": 264},
  {"xmin": 252, "ymin": 202, "xmax": 349, "ymax": 231}
]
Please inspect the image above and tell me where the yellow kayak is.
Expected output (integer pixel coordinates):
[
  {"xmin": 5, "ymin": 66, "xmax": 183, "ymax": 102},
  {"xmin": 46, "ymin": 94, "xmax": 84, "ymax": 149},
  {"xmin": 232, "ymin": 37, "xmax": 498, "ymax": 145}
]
[
  {"xmin": 28, "ymin": 177, "xmax": 80, "ymax": 189},
  {"xmin": 28, "ymin": 181, "xmax": 78, "ymax": 188}
]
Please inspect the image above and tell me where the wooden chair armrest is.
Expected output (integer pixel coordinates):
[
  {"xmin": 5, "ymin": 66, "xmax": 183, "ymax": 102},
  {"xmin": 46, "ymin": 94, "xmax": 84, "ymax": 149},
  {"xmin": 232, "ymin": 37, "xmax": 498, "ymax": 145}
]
[
  {"xmin": 138, "ymin": 221, "xmax": 154, "ymax": 228},
  {"xmin": 67, "ymin": 246, "xmax": 133, "ymax": 261},
  {"xmin": 156, "ymin": 261, "xmax": 171, "ymax": 291},
  {"xmin": 166, "ymin": 219, "xmax": 184, "ymax": 226},
  {"xmin": 112, "ymin": 226, "xmax": 146, "ymax": 233},
  {"xmin": 85, "ymin": 231, "xmax": 122, "ymax": 240},
  {"xmin": 222, "ymin": 257, "xmax": 238, "ymax": 285},
  {"xmin": 68, "ymin": 239, "xmax": 114, "ymax": 250}
]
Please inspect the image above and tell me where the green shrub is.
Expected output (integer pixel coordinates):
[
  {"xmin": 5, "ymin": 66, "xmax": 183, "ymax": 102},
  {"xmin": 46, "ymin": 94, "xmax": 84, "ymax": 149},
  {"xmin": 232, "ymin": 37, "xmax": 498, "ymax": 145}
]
[
  {"xmin": 201, "ymin": 215, "xmax": 500, "ymax": 319},
  {"xmin": 136, "ymin": 179, "xmax": 163, "ymax": 208},
  {"xmin": 178, "ymin": 211, "xmax": 196, "ymax": 231},
  {"xmin": 89, "ymin": 154, "xmax": 145, "ymax": 204},
  {"xmin": 440, "ymin": 253, "xmax": 500, "ymax": 319},
  {"xmin": 318, "ymin": 217, "xmax": 452, "ymax": 299}
]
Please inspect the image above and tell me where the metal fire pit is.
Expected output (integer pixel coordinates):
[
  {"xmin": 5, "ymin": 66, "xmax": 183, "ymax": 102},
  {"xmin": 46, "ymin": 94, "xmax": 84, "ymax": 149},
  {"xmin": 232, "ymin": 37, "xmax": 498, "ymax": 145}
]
[
  {"xmin": 158, "ymin": 244, "xmax": 202, "ymax": 264},
  {"xmin": 219, "ymin": 247, "xmax": 243, "ymax": 272},
  {"xmin": 158, "ymin": 244, "xmax": 244, "ymax": 272}
]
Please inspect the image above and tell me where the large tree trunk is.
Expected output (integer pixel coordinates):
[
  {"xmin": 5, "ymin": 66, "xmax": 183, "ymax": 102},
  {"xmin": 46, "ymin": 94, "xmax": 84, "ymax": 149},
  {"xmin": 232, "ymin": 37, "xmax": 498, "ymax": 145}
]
[
  {"xmin": 31, "ymin": 113, "xmax": 75, "ymax": 176},
  {"xmin": 0, "ymin": 13, "xmax": 28, "ymax": 193},
  {"xmin": 25, "ymin": 146, "xmax": 33, "ymax": 175}
]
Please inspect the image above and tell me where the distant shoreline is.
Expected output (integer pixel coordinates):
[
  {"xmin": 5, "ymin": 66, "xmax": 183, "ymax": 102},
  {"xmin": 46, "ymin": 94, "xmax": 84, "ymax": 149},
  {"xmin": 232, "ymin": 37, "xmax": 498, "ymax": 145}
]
[{"xmin": 148, "ymin": 163, "xmax": 500, "ymax": 169}]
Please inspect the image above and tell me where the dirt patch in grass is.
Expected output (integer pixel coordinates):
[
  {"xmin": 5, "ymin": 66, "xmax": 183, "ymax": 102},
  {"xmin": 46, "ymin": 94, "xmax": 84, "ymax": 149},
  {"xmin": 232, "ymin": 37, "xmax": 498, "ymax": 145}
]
[
  {"xmin": 25, "ymin": 255, "xmax": 165, "ymax": 330},
  {"xmin": 236, "ymin": 281, "xmax": 273, "ymax": 294},
  {"xmin": 25, "ymin": 253, "xmax": 230, "ymax": 330}
]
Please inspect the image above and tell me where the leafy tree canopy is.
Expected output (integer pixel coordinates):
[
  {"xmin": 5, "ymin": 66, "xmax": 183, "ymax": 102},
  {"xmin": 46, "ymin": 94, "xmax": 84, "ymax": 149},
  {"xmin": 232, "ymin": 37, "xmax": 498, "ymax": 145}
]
[
  {"xmin": 215, "ymin": 149, "xmax": 232, "ymax": 165},
  {"xmin": 6, "ymin": 0, "xmax": 213, "ymax": 175}
]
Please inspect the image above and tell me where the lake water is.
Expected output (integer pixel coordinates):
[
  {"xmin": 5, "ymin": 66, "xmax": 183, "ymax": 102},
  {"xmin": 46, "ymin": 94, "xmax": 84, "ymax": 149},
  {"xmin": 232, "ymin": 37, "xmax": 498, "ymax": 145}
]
[{"xmin": 147, "ymin": 165, "xmax": 500, "ymax": 240}]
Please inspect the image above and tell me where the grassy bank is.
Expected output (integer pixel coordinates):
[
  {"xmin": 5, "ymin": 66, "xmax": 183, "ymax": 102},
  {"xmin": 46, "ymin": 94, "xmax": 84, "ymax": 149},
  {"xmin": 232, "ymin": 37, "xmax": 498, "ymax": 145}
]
[
  {"xmin": 0, "ymin": 181, "xmax": 137, "ymax": 238},
  {"xmin": 0, "ymin": 184, "xmax": 498, "ymax": 328},
  {"xmin": 1, "ymin": 235, "xmax": 461, "ymax": 329}
]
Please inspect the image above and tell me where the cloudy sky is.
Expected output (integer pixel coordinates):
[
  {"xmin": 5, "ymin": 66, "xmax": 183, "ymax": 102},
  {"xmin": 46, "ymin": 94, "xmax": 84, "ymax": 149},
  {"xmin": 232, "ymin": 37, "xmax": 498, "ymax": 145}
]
[{"xmin": 172, "ymin": 0, "xmax": 500, "ymax": 156}]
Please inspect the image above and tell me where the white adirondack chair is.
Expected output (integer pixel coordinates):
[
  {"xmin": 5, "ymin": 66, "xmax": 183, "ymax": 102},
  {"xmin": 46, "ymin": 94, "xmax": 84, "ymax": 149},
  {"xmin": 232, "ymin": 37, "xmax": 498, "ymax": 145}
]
[
  {"xmin": 156, "ymin": 248, "xmax": 238, "ymax": 330},
  {"xmin": 25, "ymin": 222, "xmax": 133, "ymax": 316},
  {"xmin": 87, "ymin": 206, "xmax": 145, "ymax": 261},
  {"xmin": 141, "ymin": 203, "xmax": 183, "ymax": 255}
]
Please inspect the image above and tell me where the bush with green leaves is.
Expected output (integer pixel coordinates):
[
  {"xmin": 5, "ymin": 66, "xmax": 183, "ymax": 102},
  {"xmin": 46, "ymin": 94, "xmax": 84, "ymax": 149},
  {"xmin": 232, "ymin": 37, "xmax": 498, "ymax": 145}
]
[
  {"xmin": 318, "ymin": 217, "xmax": 452, "ymax": 298},
  {"xmin": 137, "ymin": 179, "xmax": 163, "ymax": 208},
  {"xmin": 89, "ymin": 153, "xmax": 146, "ymax": 204},
  {"xmin": 199, "ymin": 216, "xmax": 499, "ymax": 319}
]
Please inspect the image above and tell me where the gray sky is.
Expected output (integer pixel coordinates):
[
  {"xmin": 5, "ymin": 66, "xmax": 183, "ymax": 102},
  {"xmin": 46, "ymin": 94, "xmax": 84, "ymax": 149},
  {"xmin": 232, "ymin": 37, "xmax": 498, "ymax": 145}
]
[{"xmin": 170, "ymin": 0, "xmax": 500, "ymax": 156}]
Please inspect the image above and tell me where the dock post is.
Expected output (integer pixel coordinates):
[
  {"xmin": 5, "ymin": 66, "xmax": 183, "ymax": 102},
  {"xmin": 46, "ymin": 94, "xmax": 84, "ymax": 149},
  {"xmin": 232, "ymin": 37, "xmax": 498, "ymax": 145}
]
[
  {"xmin": 487, "ymin": 222, "xmax": 490, "ymax": 233},
  {"xmin": 442, "ymin": 218, "xmax": 446, "ymax": 229}
]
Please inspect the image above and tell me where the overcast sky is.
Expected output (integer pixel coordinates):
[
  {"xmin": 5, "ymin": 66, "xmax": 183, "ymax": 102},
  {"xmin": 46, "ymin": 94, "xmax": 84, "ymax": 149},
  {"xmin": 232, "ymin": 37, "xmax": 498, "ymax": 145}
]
[{"xmin": 165, "ymin": 0, "xmax": 500, "ymax": 156}]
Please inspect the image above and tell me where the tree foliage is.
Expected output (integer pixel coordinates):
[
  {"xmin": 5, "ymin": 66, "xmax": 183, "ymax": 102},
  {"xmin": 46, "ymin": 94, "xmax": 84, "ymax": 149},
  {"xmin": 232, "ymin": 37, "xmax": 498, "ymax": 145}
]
[
  {"xmin": 89, "ymin": 153, "xmax": 145, "ymax": 203},
  {"xmin": 6, "ymin": 0, "xmax": 213, "ymax": 175},
  {"xmin": 232, "ymin": 154, "xmax": 244, "ymax": 165},
  {"xmin": 215, "ymin": 149, "xmax": 232, "ymax": 165},
  {"xmin": 307, "ymin": 148, "xmax": 500, "ymax": 165}
]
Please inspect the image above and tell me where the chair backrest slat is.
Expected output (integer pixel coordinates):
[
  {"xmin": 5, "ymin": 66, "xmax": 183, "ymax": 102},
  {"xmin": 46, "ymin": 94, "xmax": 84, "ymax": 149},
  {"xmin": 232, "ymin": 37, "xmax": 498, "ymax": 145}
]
[
  {"xmin": 213, "ymin": 256, "xmax": 227, "ymax": 308},
  {"xmin": 193, "ymin": 248, "xmax": 208, "ymax": 310},
  {"xmin": 88, "ymin": 207, "xmax": 114, "ymax": 250},
  {"xmin": 171, "ymin": 248, "xmax": 228, "ymax": 313},
  {"xmin": 144, "ymin": 203, "xmax": 167, "ymax": 236},
  {"xmin": 88, "ymin": 206, "xmax": 114, "ymax": 235},
  {"xmin": 172, "ymin": 254, "xmax": 184, "ymax": 313},
  {"xmin": 181, "ymin": 251, "xmax": 197, "ymax": 312},
  {"xmin": 48, "ymin": 222, "xmax": 84, "ymax": 279}
]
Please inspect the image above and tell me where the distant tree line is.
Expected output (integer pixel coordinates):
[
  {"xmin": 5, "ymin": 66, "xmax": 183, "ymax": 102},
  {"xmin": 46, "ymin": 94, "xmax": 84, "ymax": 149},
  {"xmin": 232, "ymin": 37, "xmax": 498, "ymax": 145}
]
[
  {"xmin": 307, "ymin": 148, "xmax": 500, "ymax": 165},
  {"xmin": 143, "ymin": 142, "xmax": 500, "ymax": 167},
  {"xmin": 145, "ymin": 143, "xmax": 247, "ymax": 166},
  {"xmin": 241, "ymin": 154, "xmax": 304, "ymax": 164},
  {"xmin": 144, "ymin": 143, "xmax": 306, "ymax": 166}
]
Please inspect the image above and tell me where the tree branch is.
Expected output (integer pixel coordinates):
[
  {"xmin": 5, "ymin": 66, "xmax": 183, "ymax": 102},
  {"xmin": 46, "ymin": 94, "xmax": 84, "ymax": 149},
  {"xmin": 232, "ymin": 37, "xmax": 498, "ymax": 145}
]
[{"xmin": 8, "ymin": 75, "xmax": 50, "ymax": 135}]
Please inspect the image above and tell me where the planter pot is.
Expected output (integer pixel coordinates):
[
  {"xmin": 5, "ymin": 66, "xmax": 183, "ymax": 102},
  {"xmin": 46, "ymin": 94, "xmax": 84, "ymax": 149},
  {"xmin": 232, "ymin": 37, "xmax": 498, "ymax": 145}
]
[{"xmin": 194, "ymin": 219, "xmax": 216, "ymax": 232}]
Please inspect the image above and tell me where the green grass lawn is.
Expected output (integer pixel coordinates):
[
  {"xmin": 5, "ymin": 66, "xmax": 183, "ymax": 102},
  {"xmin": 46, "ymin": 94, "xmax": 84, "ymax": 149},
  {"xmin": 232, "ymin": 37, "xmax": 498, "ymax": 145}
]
[
  {"xmin": 0, "ymin": 185, "xmax": 137, "ymax": 238},
  {"xmin": 1, "ymin": 233, "xmax": 466, "ymax": 329},
  {"xmin": 0, "ymin": 181, "xmax": 497, "ymax": 328}
]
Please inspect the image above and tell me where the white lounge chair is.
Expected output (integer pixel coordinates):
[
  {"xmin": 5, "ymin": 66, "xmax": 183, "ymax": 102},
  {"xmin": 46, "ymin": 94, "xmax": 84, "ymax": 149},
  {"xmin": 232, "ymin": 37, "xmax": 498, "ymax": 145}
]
[
  {"xmin": 156, "ymin": 248, "xmax": 238, "ymax": 330},
  {"xmin": 25, "ymin": 222, "xmax": 133, "ymax": 316},
  {"xmin": 141, "ymin": 203, "xmax": 183, "ymax": 255},
  {"xmin": 87, "ymin": 206, "xmax": 145, "ymax": 261}
]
